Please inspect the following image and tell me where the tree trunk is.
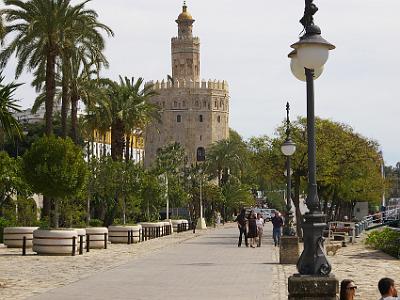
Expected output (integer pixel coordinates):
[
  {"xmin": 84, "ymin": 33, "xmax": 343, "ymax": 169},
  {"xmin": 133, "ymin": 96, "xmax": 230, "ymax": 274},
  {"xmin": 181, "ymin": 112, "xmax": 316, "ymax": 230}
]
[
  {"xmin": 61, "ymin": 62, "xmax": 69, "ymax": 138},
  {"xmin": 45, "ymin": 51, "xmax": 56, "ymax": 136},
  {"xmin": 70, "ymin": 92, "xmax": 79, "ymax": 143},
  {"xmin": 125, "ymin": 135, "xmax": 130, "ymax": 163},
  {"xmin": 111, "ymin": 118, "xmax": 125, "ymax": 161},
  {"xmin": 293, "ymin": 174, "xmax": 303, "ymax": 238}
]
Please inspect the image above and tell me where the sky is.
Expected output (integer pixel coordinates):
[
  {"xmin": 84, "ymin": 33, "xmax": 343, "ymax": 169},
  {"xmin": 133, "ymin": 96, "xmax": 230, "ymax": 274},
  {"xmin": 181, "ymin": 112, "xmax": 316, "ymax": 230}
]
[{"xmin": 1, "ymin": 0, "xmax": 399, "ymax": 166}]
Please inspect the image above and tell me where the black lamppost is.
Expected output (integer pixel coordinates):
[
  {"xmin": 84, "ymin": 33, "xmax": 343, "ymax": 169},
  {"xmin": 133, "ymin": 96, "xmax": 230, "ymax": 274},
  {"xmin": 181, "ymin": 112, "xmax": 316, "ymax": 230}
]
[
  {"xmin": 281, "ymin": 102, "xmax": 296, "ymax": 236},
  {"xmin": 289, "ymin": 0, "xmax": 335, "ymax": 276}
]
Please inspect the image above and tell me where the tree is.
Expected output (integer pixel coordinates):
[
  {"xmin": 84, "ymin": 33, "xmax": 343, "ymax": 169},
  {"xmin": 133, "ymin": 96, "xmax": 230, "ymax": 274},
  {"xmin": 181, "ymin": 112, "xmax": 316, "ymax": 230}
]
[
  {"xmin": 206, "ymin": 129, "xmax": 249, "ymax": 187},
  {"xmin": 0, "ymin": 73, "xmax": 22, "ymax": 141},
  {"xmin": 22, "ymin": 135, "xmax": 87, "ymax": 227},
  {"xmin": 86, "ymin": 76, "xmax": 159, "ymax": 161},
  {"xmin": 0, "ymin": 151, "xmax": 31, "ymax": 217},
  {"xmin": 1, "ymin": 0, "xmax": 112, "ymax": 137}
]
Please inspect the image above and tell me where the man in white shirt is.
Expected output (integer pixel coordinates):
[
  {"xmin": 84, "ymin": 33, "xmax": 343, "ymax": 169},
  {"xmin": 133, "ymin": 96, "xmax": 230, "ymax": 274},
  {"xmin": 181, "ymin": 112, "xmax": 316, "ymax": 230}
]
[{"xmin": 378, "ymin": 277, "xmax": 399, "ymax": 300}]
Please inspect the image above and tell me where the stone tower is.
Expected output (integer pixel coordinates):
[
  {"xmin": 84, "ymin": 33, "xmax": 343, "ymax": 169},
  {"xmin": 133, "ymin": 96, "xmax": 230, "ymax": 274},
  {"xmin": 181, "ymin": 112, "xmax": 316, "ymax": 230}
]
[{"xmin": 144, "ymin": 2, "xmax": 230, "ymax": 167}]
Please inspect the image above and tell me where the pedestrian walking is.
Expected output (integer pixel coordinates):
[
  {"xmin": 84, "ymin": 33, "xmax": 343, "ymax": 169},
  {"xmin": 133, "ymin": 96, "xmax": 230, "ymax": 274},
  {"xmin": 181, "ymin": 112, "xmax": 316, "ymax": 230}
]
[
  {"xmin": 247, "ymin": 210, "xmax": 257, "ymax": 248},
  {"xmin": 378, "ymin": 277, "xmax": 399, "ymax": 300},
  {"xmin": 339, "ymin": 279, "xmax": 357, "ymax": 300},
  {"xmin": 256, "ymin": 213, "xmax": 264, "ymax": 247},
  {"xmin": 271, "ymin": 211, "xmax": 284, "ymax": 246},
  {"xmin": 235, "ymin": 209, "xmax": 248, "ymax": 247}
]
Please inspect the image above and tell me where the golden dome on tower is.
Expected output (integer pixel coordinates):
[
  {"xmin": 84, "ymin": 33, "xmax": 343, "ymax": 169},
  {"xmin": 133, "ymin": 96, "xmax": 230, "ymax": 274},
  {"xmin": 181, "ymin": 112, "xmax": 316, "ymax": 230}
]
[{"xmin": 177, "ymin": 2, "xmax": 193, "ymax": 21}]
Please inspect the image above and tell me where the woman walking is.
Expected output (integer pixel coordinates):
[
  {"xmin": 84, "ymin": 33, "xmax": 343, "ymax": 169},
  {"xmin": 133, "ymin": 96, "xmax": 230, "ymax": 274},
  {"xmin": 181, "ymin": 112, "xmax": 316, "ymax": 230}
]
[
  {"xmin": 247, "ymin": 211, "xmax": 257, "ymax": 248},
  {"xmin": 256, "ymin": 213, "xmax": 264, "ymax": 247}
]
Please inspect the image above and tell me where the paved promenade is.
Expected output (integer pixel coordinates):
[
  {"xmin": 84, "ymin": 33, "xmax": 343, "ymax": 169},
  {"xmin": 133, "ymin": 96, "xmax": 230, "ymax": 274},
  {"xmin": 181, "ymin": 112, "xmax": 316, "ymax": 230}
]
[{"xmin": 30, "ymin": 225, "xmax": 277, "ymax": 300}]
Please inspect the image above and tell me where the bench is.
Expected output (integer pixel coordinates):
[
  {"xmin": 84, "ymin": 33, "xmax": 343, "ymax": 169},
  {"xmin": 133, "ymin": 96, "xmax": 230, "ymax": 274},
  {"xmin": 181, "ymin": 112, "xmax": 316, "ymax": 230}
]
[{"xmin": 328, "ymin": 221, "xmax": 356, "ymax": 244}]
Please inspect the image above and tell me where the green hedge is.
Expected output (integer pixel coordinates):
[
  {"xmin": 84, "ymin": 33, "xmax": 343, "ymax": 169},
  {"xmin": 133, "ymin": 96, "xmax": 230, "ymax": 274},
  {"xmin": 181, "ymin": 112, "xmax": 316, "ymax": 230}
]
[{"xmin": 365, "ymin": 227, "xmax": 400, "ymax": 258}]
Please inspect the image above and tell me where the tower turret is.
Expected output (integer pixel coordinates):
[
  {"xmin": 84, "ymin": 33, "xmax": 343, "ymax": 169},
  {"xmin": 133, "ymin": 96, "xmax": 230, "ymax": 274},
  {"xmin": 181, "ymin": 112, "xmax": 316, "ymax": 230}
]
[{"xmin": 171, "ymin": 2, "xmax": 200, "ymax": 81}]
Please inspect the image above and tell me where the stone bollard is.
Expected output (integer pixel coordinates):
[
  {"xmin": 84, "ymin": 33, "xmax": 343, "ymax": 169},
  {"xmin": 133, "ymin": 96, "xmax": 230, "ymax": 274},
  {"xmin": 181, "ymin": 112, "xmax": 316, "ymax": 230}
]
[
  {"xmin": 355, "ymin": 224, "xmax": 360, "ymax": 237},
  {"xmin": 280, "ymin": 236, "xmax": 299, "ymax": 264},
  {"xmin": 288, "ymin": 274, "xmax": 338, "ymax": 300}
]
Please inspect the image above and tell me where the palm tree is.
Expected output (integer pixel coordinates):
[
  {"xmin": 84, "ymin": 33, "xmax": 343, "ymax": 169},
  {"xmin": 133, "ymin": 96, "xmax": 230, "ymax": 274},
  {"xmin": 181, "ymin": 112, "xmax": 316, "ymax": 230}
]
[
  {"xmin": 1, "ymin": 0, "xmax": 71, "ymax": 135},
  {"xmin": 0, "ymin": 73, "xmax": 22, "ymax": 141},
  {"xmin": 0, "ymin": 0, "xmax": 113, "ymax": 137},
  {"xmin": 92, "ymin": 76, "xmax": 159, "ymax": 161},
  {"xmin": 206, "ymin": 138, "xmax": 247, "ymax": 187}
]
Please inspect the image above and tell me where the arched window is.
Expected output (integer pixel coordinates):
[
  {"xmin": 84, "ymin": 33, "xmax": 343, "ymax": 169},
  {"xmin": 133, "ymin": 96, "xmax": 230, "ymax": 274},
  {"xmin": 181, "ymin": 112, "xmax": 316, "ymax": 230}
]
[
  {"xmin": 197, "ymin": 147, "xmax": 206, "ymax": 162},
  {"xmin": 177, "ymin": 115, "xmax": 182, "ymax": 123},
  {"xmin": 174, "ymin": 101, "xmax": 177, "ymax": 108},
  {"xmin": 217, "ymin": 116, "xmax": 221, "ymax": 123},
  {"xmin": 199, "ymin": 115, "xmax": 203, "ymax": 122},
  {"xmin": 195, "ymin": 101, "xmax": 199, "ymax": 107}
]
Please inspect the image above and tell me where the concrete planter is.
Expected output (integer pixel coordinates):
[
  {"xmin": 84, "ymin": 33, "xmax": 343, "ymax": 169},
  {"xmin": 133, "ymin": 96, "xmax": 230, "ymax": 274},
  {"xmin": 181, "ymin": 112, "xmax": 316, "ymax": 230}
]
[
  {"xmin": 108, "ymin": 225, "xmax": 142, "ymax": 244},
  {"xmin": 171, "ymin": 219, "xmax": 189, "ymax": 232},
  {"xmin": 74, "ymin": 228, "xmax": 86, "ymax": 249},
  {"xmin": 33, "ymin": 229, "xmax": 78, "ymax": 255},
  {"xmin": 139, "ymin": 222, "xmax": 164, "ymax": 240},
  {"xmin": 3, "ymin": 227, "xmax": 38, "ymax": 248},
  {"xmin": 85, "ymin": 227, "xmax": 108, "ymax": 249}
]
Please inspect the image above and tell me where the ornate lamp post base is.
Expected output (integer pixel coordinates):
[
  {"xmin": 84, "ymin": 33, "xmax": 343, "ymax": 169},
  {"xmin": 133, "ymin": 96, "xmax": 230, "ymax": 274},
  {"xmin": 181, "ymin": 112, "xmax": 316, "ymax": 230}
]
[
  {"xmin": 288, "ymin": 274, "xmax": 338, "ymax": 300},
  {"xmin": 196, "ymin": 217, "xmax": 207, "ymax": 229},
  {"xmin": 279, "ymin": 236, "xmax": 299, "ymax": 264}
]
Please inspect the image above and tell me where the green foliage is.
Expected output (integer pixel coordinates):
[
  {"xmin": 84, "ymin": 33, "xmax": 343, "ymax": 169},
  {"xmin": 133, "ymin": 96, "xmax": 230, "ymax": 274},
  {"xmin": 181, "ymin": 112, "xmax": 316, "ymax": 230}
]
[
  {"xmin": 365, "ymin": 228, "xmax": 400, "ymax": 258},
  {"xmin": 88, "ymin": 219, "xmax": 103, "ymax": 227},
  {"xmin": 0, "ymin": 151, "xmax": 32, "ymax": 216},
  {"xmin": 0, "ymin": 216, "xmax": 15, "ymax": 243},
  {"xmin": 22, "ymin": 135, "xmax": 87, "ymax": 199},
  {"xmin": 0, "ymin": 73, "xmax": 22, "ymax": 141}
]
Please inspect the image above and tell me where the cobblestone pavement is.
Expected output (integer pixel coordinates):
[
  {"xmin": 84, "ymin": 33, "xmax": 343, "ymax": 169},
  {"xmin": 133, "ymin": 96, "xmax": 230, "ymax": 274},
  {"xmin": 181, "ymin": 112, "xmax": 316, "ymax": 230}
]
[
  {"xmin": 275, "ymin": 236, "xmax": 400, "ymax": 300},
  {"xmin": 2, "ymin": 224, "xmax": 399, "ymax": 300},
  {"xmin": 30, "ymin": 224, "xmax": 278, "ymax": 300}
]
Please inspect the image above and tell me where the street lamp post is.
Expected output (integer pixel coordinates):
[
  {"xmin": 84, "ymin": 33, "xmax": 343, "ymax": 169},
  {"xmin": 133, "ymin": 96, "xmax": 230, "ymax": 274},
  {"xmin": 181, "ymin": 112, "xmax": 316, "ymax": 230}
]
[
  {"xmin": 287, "ymin": 1, "xmax": 338, "ymax": 299},
  {"xmin": 281, "ymin": 102, "xmax": 296, "ymax": 236},
  {"xmin": 197, "ymin": 168, "xmax": 207, "ymax": 229},
  {"xmin": 279, "ymin": 103, "xmax": 299, "ymax": 265}
]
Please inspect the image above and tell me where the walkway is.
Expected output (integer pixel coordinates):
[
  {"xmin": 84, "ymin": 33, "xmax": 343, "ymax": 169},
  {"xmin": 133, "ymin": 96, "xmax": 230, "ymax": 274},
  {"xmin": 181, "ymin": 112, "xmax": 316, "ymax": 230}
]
[{"xmin": 31, "ymin": 224, "xmax": 278, "ymax": 300}]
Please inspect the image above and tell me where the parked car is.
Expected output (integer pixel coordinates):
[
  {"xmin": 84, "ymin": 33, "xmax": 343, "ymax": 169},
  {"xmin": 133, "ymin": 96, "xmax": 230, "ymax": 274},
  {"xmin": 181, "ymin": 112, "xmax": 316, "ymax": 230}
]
[{"xmin": 244, "ymin": 208, "xmax": 276, "ymax": 222}]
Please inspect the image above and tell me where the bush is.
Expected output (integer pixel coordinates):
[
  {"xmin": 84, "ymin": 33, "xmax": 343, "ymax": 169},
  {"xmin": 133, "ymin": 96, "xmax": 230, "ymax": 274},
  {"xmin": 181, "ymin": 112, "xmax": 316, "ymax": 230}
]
[
  {"xmin": 0, "ymin": 217, "xmax": 16, "ymax": 243},
  {"xmin": 365, "ymin": 228, "xmax": 400, "ymax": 258},
  {"xmin": 89, "ymin": 219, "xmax": 103, "ymax": 227}
]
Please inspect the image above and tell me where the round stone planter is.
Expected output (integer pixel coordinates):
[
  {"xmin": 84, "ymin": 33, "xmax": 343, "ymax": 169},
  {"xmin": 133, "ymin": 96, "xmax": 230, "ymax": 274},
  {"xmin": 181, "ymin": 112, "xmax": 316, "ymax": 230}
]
[
  {"xmin": 139, "ymin": 222, "xmax": 164, "ymax": 240},
  {"xmin": 108, "ymin": 225, "xmax": 142, "ymax": 244},
  {"xmin": 171, "ymin": 220, "xmax": 189, "ymax": 232},
  {"xmin": 74, "ymin": 228, "xmax": 86, "ymax": 249},
  {"xmin": 3, "ymin": 227, "xmax": 38, "ymax": 248},
  {"xmin": 33, "ymin": 229, "xmax": 78, "ymax": 255},
  {"xmin": 85, "ymin": 227, "xmax": 108, "ymax": 249},
  {"xmin": 160, "ymin": 221, "xmax": 172, "ymax": 235}
]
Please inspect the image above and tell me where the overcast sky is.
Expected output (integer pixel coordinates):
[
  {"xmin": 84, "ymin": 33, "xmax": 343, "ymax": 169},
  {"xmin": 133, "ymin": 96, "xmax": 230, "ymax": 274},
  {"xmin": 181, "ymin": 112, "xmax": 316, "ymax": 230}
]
[{"xmin": 2, "ymin": 0, "xmax": 399, "ymax": 166}]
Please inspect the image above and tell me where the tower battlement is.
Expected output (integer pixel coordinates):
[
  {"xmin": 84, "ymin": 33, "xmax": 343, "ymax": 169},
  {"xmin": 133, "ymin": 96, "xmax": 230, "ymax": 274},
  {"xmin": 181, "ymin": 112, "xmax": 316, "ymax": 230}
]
[
  {"xmin": 147, "ymin": 78, "xmax": 229, "ymax": 92},
  {"xmin": 171, "ymin": 36, "xmax": 200, "ymax": 42}
]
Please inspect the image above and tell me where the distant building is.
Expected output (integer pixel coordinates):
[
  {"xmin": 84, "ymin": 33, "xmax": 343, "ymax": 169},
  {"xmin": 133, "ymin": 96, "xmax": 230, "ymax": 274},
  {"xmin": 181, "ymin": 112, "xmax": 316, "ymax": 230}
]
[
  {"xmin": 13, "ymin": 103, "xmax": 62, "ymax": 125},
  {"xmin": 144, "ymin": 3, "xmax": 230, "ymax": 167},
  {"xmin": 85, "ymin": 129, "xmax": 144, "ymax": 163}
]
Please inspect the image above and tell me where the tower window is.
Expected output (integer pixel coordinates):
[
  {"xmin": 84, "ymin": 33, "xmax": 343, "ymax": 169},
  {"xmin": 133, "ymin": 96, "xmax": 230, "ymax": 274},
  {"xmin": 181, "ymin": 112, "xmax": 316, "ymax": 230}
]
[
  {"xmin": 197, "ymin": 147, "xmax": 206, "ymax": 162},
  {"xmin": 199, "ymin": 115, "xmax": 203, "ymax": 122},
  {"xmin": 214, "ymin": 101, "xmax": 217, "ymax": 108},
  {"xmin": 195, "ymin": 101, "xmax": 199, "ymax": 107},
  {"xmin": 177, "ymin": 115, "xmax": 182, "ymax": 123},
  {"xmin": 174, "ymin": 101, "xmax": 177, "ymax": 108},
  {"xmin": 203, "ymin": 101, "xmax": 207, "ymax": 108},
  {"xmin": 183, "ymin": 101, "xmax": 186, "ymax": 107},
  {"xmin": 217, "ymin": 116, "xmax": 221, "ymax": 123},
  {"xmin": 200, "ymin": 135, "xmax": 202, "ymax": 141}
]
